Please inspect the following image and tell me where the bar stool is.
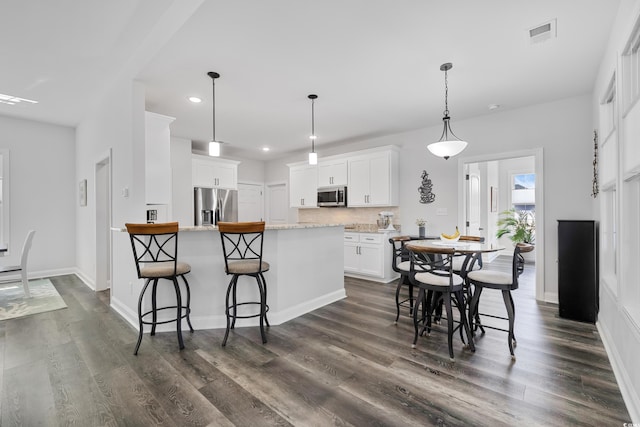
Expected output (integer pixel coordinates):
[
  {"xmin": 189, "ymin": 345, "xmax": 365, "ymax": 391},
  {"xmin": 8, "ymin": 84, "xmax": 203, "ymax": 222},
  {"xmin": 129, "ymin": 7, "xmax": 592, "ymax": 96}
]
[
  {"xmin": 389, "ymin": 236, "xmax": 413, "ymax": 322},
  {"xmin": 467, "ymin": 243, "xmax": 534, "ymax": 360},
  {"xmin": 406, "ymin": 244, "xmax": 475, "ymax": 361},
  {"xmin": 217, "ymin": 221, "xmax": 270, "ymax": 346},
  {"xmin": 125, "ymin": 222, "xmax": 194, "ymax": 355}
]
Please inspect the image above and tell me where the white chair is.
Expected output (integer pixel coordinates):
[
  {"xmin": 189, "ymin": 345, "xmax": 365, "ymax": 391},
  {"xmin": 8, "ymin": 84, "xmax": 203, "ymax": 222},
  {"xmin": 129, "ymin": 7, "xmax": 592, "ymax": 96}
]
[{"xmin": 0, "ymin": 230, "xmax": 36, "ymax": 298}]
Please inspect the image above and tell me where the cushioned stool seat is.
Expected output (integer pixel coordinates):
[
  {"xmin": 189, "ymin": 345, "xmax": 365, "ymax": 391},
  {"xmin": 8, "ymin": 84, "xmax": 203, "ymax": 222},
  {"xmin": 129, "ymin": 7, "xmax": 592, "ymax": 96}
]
[{"xmin": 218, "ymin": 221, "xmax": 270, "ymax": 346}]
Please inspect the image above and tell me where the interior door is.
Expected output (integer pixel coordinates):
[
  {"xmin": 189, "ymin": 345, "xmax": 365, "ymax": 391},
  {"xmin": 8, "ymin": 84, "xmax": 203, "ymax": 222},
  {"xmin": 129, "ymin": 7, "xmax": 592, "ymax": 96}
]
[
  {"xmin": 238, "ymin": 183, "xmax": 264, "ymax": 222},
  {"xmin": 466, "ymin": 173, "xmax": 481, "ymax": 236},
  {"xmin": 266, "ymin": 183, "xmax": 288, "ymax": 224}
]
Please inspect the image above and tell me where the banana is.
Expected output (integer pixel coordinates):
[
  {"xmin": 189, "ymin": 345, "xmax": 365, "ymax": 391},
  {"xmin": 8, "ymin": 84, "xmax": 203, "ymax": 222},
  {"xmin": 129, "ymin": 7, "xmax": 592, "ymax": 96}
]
[{"xmin": 441, "ymin": 226, "xmax": 460, "ymax": 240}]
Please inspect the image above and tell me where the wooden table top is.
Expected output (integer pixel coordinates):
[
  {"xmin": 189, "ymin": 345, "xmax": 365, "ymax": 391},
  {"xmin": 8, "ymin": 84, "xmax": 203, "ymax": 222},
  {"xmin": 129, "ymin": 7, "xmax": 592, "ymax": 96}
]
[{"xmin": 406, "ymin": 239, "xmax": 504, "ymax": 255}]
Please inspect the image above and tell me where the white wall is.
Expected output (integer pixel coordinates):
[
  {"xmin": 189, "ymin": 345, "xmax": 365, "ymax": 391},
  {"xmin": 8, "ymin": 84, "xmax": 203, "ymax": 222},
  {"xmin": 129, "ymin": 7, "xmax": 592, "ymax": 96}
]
[
  {"xmin": 592, "ymin": 0, "xmax": 640, "ymax": 421},
  {"xmin": 0, "ymin": 115, "xmax": 76, "ymax": 276},
  {"xmin": 76, "ymin": 79, "xmax": 146, "ymax": 310}
]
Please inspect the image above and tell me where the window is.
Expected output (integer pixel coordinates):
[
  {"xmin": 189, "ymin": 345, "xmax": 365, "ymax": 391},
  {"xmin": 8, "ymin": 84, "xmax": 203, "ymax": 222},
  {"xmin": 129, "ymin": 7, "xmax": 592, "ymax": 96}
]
[
  {"xmin": 622, "ymin": 17, "xmax": 640, "ymax": 112},
  {"xmin": 0, "ymin": 150, "xmax": 9, "ymax": 248},
  {"xmin": 511, "ymin": 173, "xmax": 535, "ymax": 214},
  {"xmin": 622, "ymin": 176, "xmax": 640, "ymax": 323},
  {"xmin": 600, "ymin": 75, "xmax": 616, "ymax": 138},
  {"xmin": 601, "ymin": 186, "xmax": 618, "ymax": 294}
]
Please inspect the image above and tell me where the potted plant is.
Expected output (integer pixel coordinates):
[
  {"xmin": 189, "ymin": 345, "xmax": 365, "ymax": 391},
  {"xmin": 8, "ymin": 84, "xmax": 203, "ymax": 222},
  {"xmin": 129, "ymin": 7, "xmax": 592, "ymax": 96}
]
[
  {"xmin": 496, "ymin": 209, "xmax": 535, "ymax": 244},
  {"xmin": 496, "ymin": 209, "xmax": 535, "ymax": 262}
]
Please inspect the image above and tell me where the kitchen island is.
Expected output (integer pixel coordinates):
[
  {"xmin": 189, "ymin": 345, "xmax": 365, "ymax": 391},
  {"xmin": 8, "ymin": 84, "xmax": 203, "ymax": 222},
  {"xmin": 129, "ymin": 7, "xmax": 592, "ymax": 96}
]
[{"xmin": 111, "ymin": 224, "xmax": 345, "ymax": 333}]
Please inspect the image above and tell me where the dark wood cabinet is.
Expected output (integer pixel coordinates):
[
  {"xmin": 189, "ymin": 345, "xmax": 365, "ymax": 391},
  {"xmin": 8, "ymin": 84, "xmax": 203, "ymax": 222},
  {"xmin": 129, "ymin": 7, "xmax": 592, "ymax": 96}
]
[{"xmin": 558, "ymin": 220, "xmax": 599, "ymax": 323}]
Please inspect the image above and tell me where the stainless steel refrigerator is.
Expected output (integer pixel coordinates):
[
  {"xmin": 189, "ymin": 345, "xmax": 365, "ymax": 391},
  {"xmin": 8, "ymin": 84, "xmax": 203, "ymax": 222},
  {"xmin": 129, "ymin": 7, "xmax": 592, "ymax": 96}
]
[{"xmin": 194, "ymin": 187, "xmax": 238, "ymax": 225}]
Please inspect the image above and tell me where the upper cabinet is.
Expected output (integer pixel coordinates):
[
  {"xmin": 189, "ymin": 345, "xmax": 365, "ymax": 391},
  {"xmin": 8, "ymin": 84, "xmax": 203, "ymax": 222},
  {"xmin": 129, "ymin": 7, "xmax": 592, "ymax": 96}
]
[
  {"xmin": 145, "ymin": 112, "xmax": 175, "ymax": 204},
  {"xmin": 318, "ymin": 158, "xmax": 347, "ymax": 187},
  {"xmin": 192, "ymin": 154, "xmax": 239, "ymax": 190},
  {"xmin": 348, "ymin": 147, "xmax": 399, "ymax": 207},
  {"xmin": 289, "ymin": 163, "xmax": 318, "ymax": 208},
  {"xmin": 287, "ymin": 146, "xmax": 399, "ymax": 208}
]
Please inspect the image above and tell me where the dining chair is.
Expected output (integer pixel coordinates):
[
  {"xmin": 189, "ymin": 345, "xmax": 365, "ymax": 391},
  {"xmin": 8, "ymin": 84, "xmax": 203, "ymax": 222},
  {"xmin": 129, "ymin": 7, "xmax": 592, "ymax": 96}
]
[
  {"xmin": 467, "ymin": 243, "xmax": 534, "ymax": 360},
  {"xmin": 389, "ymin": 235, "xmax": 413, "ymax": 322},
  {"xmin": 0, "ymin": 230, "xmax": 36, "ymax": 298},
  {"xmin": 125, "ymin": 222, "xmax": 194, "ymax": 355},
  {"xmin": 218, "ymin": 221, "xmax": 270, "ymax": 346},
  {"xmin": 407, "ymin": 243, "xmax": 475, "ymax": 361},
  {"xmin": 451, "ymin": 235, "xmax": 484, "ymax": 274}
]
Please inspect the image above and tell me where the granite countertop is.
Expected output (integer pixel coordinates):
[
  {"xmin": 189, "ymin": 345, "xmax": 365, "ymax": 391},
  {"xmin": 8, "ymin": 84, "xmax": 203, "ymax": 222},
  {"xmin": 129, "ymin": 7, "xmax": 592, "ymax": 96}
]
[
  {"xmin": 112, "ymin": 223, "xmax": 344, "ymax": 232},
  {"xmin": 344, "ymin": 223, "xmax": 401, "ymax": 233}
]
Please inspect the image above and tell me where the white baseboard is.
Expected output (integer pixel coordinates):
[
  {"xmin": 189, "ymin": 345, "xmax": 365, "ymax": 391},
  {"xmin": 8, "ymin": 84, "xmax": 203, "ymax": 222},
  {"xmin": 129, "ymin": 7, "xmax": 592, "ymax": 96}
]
[
  {"xmin": 71, "ymin": 268, "xmax": 95, "ymax": 290},
  {"xmin": 544, "ymin": 291, "xmax": 558, "ymax": 304},
  {"xmin": 117, "ymin": 288, "xmax": 348, "ymax": 333},
  {"xmin": 597, "ymin": 321, "xmax": 640, "ymax": 422},
  {"xmin": 0, "ymin": 267, "xmax": 78, "ymax": 284},
  {"xmin": 344, "ymin": 272, "xmax": 398, "ymax": 283}
]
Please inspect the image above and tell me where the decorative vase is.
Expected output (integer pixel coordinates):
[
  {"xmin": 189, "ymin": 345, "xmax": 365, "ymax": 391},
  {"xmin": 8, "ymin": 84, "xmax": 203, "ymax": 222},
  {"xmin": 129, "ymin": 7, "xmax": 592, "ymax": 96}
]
[{"xmin": 419, "ymin": 226, "xmax": 426, "ymax": 238}]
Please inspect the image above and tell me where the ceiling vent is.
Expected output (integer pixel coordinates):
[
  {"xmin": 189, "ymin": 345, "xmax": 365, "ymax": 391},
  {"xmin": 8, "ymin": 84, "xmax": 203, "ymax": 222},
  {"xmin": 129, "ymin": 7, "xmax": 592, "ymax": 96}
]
[{"xmin": 528, "ymin": 19, "xmax": 557, "ymax": 44}]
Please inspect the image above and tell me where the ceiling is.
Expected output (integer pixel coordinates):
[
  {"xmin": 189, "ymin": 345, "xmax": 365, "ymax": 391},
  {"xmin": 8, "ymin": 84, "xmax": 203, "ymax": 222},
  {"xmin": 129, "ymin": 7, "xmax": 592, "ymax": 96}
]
[{"xmin": 1, "ymin": 1, "xmax": 620, "ymax": 160}]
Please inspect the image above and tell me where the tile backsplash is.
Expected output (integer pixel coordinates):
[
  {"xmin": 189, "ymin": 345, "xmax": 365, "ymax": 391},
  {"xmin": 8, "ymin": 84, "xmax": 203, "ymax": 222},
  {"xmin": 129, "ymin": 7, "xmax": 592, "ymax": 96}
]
[{"xmin": 298, "ymin": 206, "xmax": 401, "ymax": 229}]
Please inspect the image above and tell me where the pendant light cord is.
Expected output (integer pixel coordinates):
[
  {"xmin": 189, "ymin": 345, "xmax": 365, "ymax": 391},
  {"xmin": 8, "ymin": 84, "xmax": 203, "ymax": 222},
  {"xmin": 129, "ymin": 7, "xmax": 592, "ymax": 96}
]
[
  {"xmin": 212, "ymin": 76, "xmax": 216, "ymax": 141},
  {"xmin": 311, "ymin": 97, "xmax": 315, "ymax": 153},
  {"xmin": 443, "ymin": 67, "xmax": 449, "ymax": 117}
]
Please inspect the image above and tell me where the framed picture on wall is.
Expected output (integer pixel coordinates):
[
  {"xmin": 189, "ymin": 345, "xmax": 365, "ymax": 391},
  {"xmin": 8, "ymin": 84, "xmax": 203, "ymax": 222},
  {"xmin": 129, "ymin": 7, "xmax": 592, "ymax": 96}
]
[
  {"xmin": 491, "ymin": 186, "xmax": 498, "ymax": 212},
  {"xmin": 79, "ymin": 179, "xmax": 87, "ymax": 207}
]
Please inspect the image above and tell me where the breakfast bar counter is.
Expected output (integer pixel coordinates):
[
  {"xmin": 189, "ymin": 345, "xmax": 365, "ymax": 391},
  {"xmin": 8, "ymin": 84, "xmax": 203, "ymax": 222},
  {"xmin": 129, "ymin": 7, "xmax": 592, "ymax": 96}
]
[{"xmin": 111, "ymin": 224, "xmax": 346, "ymax": 333}]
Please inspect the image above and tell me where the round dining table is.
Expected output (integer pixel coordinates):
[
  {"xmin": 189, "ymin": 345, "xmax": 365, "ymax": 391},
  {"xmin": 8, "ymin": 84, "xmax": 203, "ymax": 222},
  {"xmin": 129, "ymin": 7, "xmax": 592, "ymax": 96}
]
[{"xmin": 405, "ymin": 239, "xmax": 504, "ymax": 258}]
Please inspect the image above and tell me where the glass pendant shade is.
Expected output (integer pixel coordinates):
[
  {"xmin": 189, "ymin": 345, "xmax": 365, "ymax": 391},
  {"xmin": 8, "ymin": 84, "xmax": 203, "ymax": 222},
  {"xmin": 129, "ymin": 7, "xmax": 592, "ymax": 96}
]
[
  {"xmin": 427, "ymin": 116, "xmax": 467, "ymax": 159},
  {"xmin": 308, "ymin": 151, "xmax": 318, "ymax": 165},
  {"xmin": 209, "ymin": 140, "xmax": 221, "ymax": 157},
  {"xmin": 427, "ymin": 139, "xmax": 468, "ymax": 159}
]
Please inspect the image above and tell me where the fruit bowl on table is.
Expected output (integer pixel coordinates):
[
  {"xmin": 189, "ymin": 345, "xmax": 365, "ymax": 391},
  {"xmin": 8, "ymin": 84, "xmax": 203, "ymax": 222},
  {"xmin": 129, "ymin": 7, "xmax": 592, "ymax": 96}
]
[{"xmin": 440, "ymin": 235, "xmax": 460, "ymax": 243}]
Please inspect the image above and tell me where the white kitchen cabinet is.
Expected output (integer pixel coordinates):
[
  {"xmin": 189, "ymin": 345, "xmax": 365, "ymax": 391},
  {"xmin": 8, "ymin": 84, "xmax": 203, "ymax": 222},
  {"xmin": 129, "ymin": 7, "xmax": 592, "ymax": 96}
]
[
  {"xmin": 348, "ymin": 148, "xmax": 399, "ymax": 207},
  {"xmin": 344, "ymin": 231, "xmax": 399, "ymax": 282},
  {"xmin": 289, "ymin": 163, "xmax": 318, "ymax": 208},
  {"xmin": 192, "ymin": 155, "xmax": 239, "ymax": 189},
  {"xmin": 318, "ymin": 159, "xmax": 347, "ymax": 187},
  {"xmin": 145, "ymin": 111, "xmax": 175, "ymax": 204}
]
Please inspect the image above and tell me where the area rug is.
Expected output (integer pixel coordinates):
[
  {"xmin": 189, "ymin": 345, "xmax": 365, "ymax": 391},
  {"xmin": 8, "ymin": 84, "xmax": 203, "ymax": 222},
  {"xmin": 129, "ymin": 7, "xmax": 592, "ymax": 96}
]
[{"xmin": 0, "ymin": 279, "xmax": 67, "ymax": 321}]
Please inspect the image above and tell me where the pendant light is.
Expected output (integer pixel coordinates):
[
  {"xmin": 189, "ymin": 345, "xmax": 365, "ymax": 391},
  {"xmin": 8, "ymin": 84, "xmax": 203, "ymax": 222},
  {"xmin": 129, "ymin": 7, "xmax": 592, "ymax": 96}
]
[
  {"xmin": 427, "ymin": 63, "xmax": 468, "ymax": 160},
  {"xmin": 308, "ymin": 94, "xmax": 318, "ymax": 165},
  {"xmin": 208, "ymin": 71, "xmax": 222, "ymax": 157}
]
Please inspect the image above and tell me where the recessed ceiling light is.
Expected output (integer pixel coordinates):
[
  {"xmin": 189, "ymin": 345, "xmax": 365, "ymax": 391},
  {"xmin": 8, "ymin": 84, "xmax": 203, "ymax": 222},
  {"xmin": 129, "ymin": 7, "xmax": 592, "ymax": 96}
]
[
  {"xmin": 262, "ymin": 147, "xmax": 270, "ymax": 152},
  {"xmin": 188, "ymin": 96, "xmax": 202, "ymax": 103},
  {"xmin": 0, "ymin": 93, "xmax": 38, "ymax": 105}
]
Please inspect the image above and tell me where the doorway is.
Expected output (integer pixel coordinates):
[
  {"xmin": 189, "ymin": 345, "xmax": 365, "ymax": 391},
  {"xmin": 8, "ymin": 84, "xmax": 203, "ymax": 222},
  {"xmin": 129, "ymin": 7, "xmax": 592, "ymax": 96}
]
[
  {"xmin": 95, "ymin": 150, "xmax": 112, "ymax": 292},
  {"xmin": 459, "ymin": 148, "xmax": 544, "ymax": 301}
]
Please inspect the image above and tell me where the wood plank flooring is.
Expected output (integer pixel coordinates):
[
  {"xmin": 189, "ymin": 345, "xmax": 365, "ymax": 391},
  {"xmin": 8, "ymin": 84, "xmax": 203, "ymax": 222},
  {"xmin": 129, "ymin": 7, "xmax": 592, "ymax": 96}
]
[{"xmin": 0, "ymin": 259, "xmax": 631, "ymax": 426}]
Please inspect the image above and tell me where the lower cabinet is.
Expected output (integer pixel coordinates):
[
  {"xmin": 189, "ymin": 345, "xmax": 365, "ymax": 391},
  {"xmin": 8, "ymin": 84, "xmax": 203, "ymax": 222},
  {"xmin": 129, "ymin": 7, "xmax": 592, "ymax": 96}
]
[{"xmin": 344, "ymin": 232, "xmax": 399, "ymax": 283}]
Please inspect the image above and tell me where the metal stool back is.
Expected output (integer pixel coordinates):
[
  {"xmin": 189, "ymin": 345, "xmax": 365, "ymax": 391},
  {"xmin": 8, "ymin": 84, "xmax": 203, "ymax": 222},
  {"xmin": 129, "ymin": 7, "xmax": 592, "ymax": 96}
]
[
  {"xmin": 126, "ymin": 222, "xmax": 193, "ymax": 355},
  {"xmin": 218, "ymin": 221, "xmax": 270, "ymax": 346}
]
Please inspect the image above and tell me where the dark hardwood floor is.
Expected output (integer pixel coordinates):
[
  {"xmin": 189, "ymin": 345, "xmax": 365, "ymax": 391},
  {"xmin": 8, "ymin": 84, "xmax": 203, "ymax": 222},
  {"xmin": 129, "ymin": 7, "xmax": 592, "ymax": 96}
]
[{"xmin": 0, "ymin": 258, "xmax": 630, "ymax": 426}]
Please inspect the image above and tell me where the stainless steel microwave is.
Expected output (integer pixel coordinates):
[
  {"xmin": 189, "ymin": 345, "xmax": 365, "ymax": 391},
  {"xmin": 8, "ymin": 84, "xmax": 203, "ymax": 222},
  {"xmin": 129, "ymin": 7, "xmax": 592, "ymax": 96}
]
[{"xmin": 317, "ymin": 186, "xmax": 347, "ymax": 207}]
